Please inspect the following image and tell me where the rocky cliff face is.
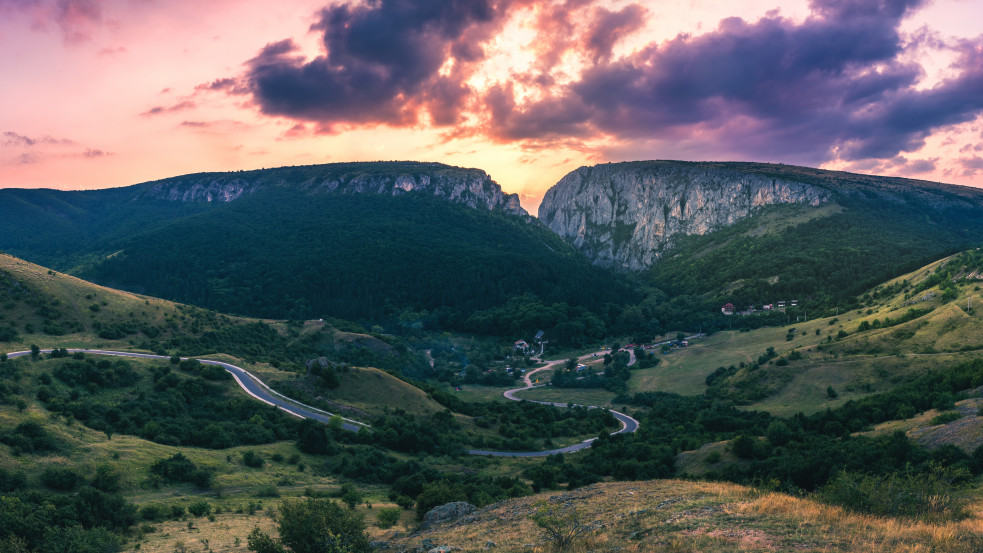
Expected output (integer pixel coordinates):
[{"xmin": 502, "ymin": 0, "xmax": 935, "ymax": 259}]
[
  {"xmin": 139, "ymin": 161, "xmax": 527, "ymax": 216},
  {"xmin": 538, "ymin": 161, "xmax": 831, "ymax": 270}
]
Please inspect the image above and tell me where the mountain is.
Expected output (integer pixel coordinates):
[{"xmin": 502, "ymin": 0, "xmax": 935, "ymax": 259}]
[
  {"xmin": 538, "ymin": 161, "xmax": 983, "ymax": 325},
  {"xmin": 0, "ymin": 161, "xmax": 524, "ymax": 270},
  {"xmin": 137, "ymin": 161, "xmax": 526, "ymax": 215},
  {"xmin": 539, "ymin": 160, "xmax": 983, "ymax": 271},
  {"xmin": 73, "ymin": 187, "xmax": 630, "ymax": 336},
  {"xmin": 1, "ymin": 161, "xmax": 635, "ymax": 340}
]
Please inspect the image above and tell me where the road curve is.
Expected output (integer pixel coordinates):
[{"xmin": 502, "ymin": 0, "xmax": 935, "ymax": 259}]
[
  {"xmin": 7, "ymin": 346, "xmax": 645, "ymax": 456},
  {"xmin": 469, "ymin": 349, "xmax": 641, "ymax": 457},
  {"xmin": 4, "ymin": 348, "xmax": 368, "ymax": 432}
]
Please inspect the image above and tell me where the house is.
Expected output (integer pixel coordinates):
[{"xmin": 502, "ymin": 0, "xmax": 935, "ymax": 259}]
[
  {"xmin": 534, "ymin": 330, "xmax": 545, "ymax": 342},
  {"xmin": 777, "ymin": 301, "xmax": 786, "ymax": 308},
  {"xmin": 763, "ymin": 304, "xmax": 774, "ymax": 311},
  {"xmin": 790, "ymin": 299, "xmax": 798, "ymax": 306},
  {"xmin": 514, "ymin": 340, "xmax": 530, "ymax": 353},
  {"xmin": 721, "ymin": 303, "xmax": 735, "ymax": 315}
]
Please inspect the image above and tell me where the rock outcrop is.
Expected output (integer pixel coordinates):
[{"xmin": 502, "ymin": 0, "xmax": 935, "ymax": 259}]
[
  {"xmin": 139, "ymin": 161, "xmax": 527, "ymax": 216},
  {"xmin": 421, "ymin": 502, "xmax": 477, "ymax": 530},
  {"xmin": 538, "ymin": 161, "xmax": 831, "ymax": 270}
]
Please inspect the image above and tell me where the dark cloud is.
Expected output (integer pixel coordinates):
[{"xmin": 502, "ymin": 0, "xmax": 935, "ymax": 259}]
[
  {"xmin": 245, "ymin": 0, "xmax": 514, "ymax": 127},
  {"xmin": 227, "ymin": 0, "xmax": 983, "ymax": 168},
  {"xmin": 485, "ymin": 0, "xmax": 983, "ymax": 166},
  {"xmin": 584, "ymin": 4, "xmax": 647, "ymax": 62}
]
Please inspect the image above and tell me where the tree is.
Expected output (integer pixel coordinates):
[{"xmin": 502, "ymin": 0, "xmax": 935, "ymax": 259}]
[
  {"xmin": 338, "ymin": 484, "xmax": 362, "ymax": 510},
  {"xmin": 30, "ymin": 344, "xmax": 40, "ymax": 359},
  {"xmin": 247, "ymin": 498, "xmax": 370, "ymax": 553},
  {"xmin": 766, "ymin": 421, "xmax": 793, "ymax": 446}
]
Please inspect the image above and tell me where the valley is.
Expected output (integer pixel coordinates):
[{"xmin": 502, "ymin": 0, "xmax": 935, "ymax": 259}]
[{"xmin": 2, "ymin": 161, "xmax": 983, "ymax": 552}]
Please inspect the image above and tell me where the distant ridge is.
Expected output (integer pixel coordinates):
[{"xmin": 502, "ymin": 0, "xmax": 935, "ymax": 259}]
[{"xmin": 539, "ymin": 160, "xmax": 983, "ymax": 271}]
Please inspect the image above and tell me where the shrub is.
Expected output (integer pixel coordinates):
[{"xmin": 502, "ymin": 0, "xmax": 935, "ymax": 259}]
[
  {"xmin": 243, "ymin": 450, "xmax": 264, "ymax": 468},
  {"xmin": 376, "ymin": 506, "xmax": 401, "ymax": 529},
  {"xmin": 139, "ymin": 504, "xmax": 168, "ymax": 522},
  {"xmin": 930, "ymin": 411, "xmax": 962, "ymax": 425},
  {"xmin": 40, "ymin": 466, "xmax": 82, "ymax": 491},
  {"xmin": 247, "ymin": 498, "xmax": 370, "ymax": 553},
  {"xmin": 817, "ymin": 464, "xmax": 970, "ymax": 521},
  {"xmin": 528, "ymin": 500, "xmax": 597, "ymax": 551},
  {"xmin": 188, "ymin": 500, "xmax": 212, "ymax": 517}
]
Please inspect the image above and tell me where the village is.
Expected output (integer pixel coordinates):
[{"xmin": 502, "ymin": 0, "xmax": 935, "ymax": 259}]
[{"xmin": 720, "ymin": 299, "xmax": 798, "ymax": 315}]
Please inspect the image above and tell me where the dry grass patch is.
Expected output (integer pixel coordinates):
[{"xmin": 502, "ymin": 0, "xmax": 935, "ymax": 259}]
[{"xmin": 382, "ymin": 480, "xmax": 983, "ymax": 553}]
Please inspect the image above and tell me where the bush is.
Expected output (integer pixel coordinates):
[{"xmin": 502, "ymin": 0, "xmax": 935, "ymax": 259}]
[
  {"xmin": 243, "ymin": 450, "xmax": 264, "ymax": 468},
  {"xmin": 139, "ymin": 504, "xmax": 168, "ymax": 522},
  {"xmin": 247, "ymin": 498, "xmax": 370, "ymax": 553},
  {"xmin": 376, "ymin": 506, "xmax": 402, "ymax": 529},
  {"xmin": 40, "ymin": 466, "xmax": 81, "ymax": 491},
  {"xmin": 91, "ymin": 464, "xmax": 121, "ymax": 492},
  {"xmin": 732, "ymin": 435, "xmax": 756, "ymax": 459},
  {"xmin": 930, "ymin": 411, "xmax": 962, "ymax": 425},
  {"xmin": 817, "ymin": 464, "xmax": 970, "ymax": 521},
  {"xmin": 528, "ymin": 499, "xmax": 597, "ymax": 551},
  {"xmin": 188, "ymin": 500, "xmax": 212, "ymax": 517}
]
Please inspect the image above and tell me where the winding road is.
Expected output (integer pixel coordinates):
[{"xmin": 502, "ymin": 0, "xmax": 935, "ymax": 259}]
[
  {"xmin": 6, "ymin": 345, "xmax": 643, "ymax": 457},
  {"xmin": 5, "ymin": 348, "xmax": 368, "ymax": 432},
  {"xmin": 468, "ymin": 348, "xmax": 641, "ymax": 457}
]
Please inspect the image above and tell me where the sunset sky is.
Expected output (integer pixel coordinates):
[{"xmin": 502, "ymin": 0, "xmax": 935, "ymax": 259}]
[{"xmin": 2, "ymin": 0, "xmax": 982, "ymax": 212}]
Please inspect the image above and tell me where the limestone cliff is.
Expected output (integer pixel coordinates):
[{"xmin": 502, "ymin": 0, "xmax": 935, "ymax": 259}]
[
  {"xmin": 538, "ymin": 161, "xmax": 832, "ymax": 270},
  {"xmin": 138, "ymin": 161, "xmax": 526, "ymax": 216}
]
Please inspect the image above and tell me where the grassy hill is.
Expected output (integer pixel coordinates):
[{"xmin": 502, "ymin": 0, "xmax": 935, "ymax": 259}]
[{"xmin": 383, "ymin": 479, "xmax": 983, "ymax": 553}]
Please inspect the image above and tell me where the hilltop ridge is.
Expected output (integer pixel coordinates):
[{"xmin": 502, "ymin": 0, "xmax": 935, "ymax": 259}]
[{"xmin": 539, "ymin": 160, "xmax": 983, "ymax": 271}]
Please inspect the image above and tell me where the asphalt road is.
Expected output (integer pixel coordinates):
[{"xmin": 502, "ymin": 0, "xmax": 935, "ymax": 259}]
[
  {"xmin": 468, "ymin": 347, "xmax": 642, "ymax": 457},
  {"xmin": 7, "ymin": 344, "xmax": 649, "ymax": 456},
  {"xmin": 5, "ymin": 348, "xmax": 367, "ymax": 432}
]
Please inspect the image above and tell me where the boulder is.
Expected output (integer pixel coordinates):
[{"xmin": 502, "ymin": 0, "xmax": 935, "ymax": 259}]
[{"xmin": 421, "ymin": 502, "xmax": 477, "ymax": 530}]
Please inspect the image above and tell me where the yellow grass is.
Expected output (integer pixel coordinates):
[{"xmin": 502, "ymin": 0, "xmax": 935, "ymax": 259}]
[{"xmin": 383, "ymin": 479, "xmax": 983, "ymax": 553}]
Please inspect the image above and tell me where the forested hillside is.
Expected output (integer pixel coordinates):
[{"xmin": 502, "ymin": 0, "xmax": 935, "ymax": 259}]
[
  {"xmin": 79, "ymin": 190, "xmax": 635, "ymax": 341},
  {"xmin": 634, "ymin": 195, "xmax": 983, "ymax": 332}
]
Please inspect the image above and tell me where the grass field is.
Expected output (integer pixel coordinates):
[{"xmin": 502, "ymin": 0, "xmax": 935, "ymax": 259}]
[{"xmin": 513, "ymin": 386, "xmax": 617, "ymax": 407}]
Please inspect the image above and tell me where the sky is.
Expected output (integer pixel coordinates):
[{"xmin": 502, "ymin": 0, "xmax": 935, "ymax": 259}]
[{"xmin": 1, "ymin": 0, "xmax": 982, "ymax": 213}]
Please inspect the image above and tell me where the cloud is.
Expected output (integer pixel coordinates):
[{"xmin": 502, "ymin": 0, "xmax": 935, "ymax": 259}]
[
  {"xmin": 961, "ymin": 155, "xmax": 983, "ymax": 175},
  {"xmin": 244, "ymin": 0, "xmax": 516, "ymax": 128},
  {"xmin": 225, "ymin": 0, "xmax": 983, "ymax": 169},
  {"xmin": 583, "ymin": 4, "xmax": 647, "ymax": 62},
  {"xmin": 140, "ymin": 100, "xmax": 196, "ymax": 117},
  {"xmin": 81, "ymin": 147, "xmax": 109, "ymax": 158},
  {"xmin": 1, "ymin": 131, "xmax": 75, "ymax": 147},
  {"xmin": 195, "ymin": 77, "xmax": 249, "ymax": 95},
  {"xmin": 178, "ymin": 119, "xmax": 253, "ymax": 134},
  {"xmin": 16, "ymin": 153, "xmax": 41, "ymax": 165},
  {"xmin": 2, "ymin": 0, "xmax": 104, "ymax": 44},
  {"xmin": 484, "ymin": 0, "xmax": 983, "ymax": 165}
]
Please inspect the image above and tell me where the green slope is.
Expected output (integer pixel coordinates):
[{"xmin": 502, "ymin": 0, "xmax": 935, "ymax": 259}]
[{"xmin": 77, "ymin": 189, "xmax": 634, "ymax": 339}]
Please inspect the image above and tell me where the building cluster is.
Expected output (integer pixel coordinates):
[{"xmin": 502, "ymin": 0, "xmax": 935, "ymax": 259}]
[{"xmin": 721, "ymin": 300, "xmax": 798, "ymax": 315}]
